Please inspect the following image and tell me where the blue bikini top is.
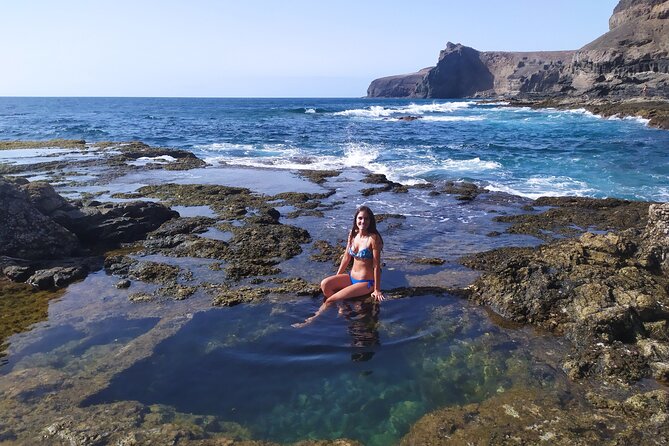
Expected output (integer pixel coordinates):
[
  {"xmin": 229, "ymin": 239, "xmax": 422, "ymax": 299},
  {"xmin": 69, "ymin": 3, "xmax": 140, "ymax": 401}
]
[{"xmin": 348, "ymin": 237, "xmax": 373, "ymax": 260}]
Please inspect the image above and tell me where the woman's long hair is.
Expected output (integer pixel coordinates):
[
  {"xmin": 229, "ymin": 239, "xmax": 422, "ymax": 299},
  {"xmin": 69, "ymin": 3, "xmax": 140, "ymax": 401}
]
[{"xmin": 348, "ymin": 205, "xmax": 383, "ymax": 248}]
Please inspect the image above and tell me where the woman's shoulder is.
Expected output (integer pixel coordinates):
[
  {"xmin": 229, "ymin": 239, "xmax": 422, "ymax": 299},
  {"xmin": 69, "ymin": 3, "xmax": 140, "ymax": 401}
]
[{"xmin": 370, "ymin": 232, "xmax": 383, "ymax": 247}]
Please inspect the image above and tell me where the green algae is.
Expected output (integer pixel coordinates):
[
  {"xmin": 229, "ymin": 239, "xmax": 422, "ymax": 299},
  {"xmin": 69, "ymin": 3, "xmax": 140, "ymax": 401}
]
[
  {"xmin": 0, "ymin": 279, "xmax": 65, "ymax": 358},
  {"xmin": 127, "ymin": 183, "xmax": 261, "ymax": 220},
  {"xmin": 211, "ymin": 278, "xmax": 320, "ymax": 306},
  {"xmin": 0, "ymin": 139, "xmax": 87, "ymax": 150},
  {"xmin": 310, "ymin": 240, "xmax": 345, "ymax": 265},
  {"xmin": 297, "ymin": 169, "xmax": 341, "ymax": 184},
  {"xmin": 412, "ymin": 257, "xmax": 446, "ymax": 265}
]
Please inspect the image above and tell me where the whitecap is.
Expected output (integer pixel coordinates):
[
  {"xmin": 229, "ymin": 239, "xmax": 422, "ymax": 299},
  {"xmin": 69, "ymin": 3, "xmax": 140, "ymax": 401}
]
[
  {"xmin": 304, "ymin": 108, "xmax": 316, "ymax": 114},
  {"xmin": 333, "ymin": 101, "xmax": 476, "ymax": 118},
  {"xmin": 606, "ymin": 115, "xmax": 650, "ymax": 126},
  {"xmin": 441, "ymin": 157, "xmax": 502, "ymax": 171},
  {"xmin": 194, "ymin": 142, "xmax": 256, "ymax": 153},
  {"xmin": 127, "ymin": 155, "xmax": 177, "ymax": 166},
  {"xmin": 485, "ymin": 175, "xmax": 595, "ymax": 199},
  {"xmin": 334, "ymin": 105, "xmax": 394, "ymax": 118},
  {"xmin": 420, "ymin": 116, "xmax": 484, "ymax": 122},
  {"xmin": 341, "ymin": 142, "xmax": 380, "ymax": 167}
]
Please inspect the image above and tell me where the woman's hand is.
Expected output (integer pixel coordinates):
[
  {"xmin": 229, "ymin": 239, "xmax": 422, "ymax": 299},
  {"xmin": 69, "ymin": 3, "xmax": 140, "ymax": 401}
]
[{"xmin": 372, "ymin": 290, "xmax": 385, "ymax": 302}]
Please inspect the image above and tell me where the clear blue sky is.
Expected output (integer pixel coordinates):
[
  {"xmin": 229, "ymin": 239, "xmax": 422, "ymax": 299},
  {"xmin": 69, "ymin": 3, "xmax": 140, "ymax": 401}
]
[{"xmin": 2, "ymin": 0, "xmax": 619, "ymax": 97}]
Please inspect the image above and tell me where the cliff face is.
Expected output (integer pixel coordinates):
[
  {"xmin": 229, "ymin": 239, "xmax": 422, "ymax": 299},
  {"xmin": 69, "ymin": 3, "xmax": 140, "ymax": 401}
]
[
  {"xmin": 367, "ymin": 67, "xmax": 432, "ymax": 98},
  {"xmin": 367, "ymin": 0, "xmax": 669, "ymax": 99}
]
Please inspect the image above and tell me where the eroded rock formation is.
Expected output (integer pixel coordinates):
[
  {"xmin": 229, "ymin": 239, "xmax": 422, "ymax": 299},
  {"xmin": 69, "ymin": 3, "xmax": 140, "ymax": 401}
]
[
  {"xmin": 462, "ymin": 202, "xmax": 669, "ymax": 384},
  {"xmin": 0, "ymin": 178, "xmax": 178, "ymax": 289},
  {"xmin": 368, "ymin": 0, "xmax": 669, "ymax": 99}
]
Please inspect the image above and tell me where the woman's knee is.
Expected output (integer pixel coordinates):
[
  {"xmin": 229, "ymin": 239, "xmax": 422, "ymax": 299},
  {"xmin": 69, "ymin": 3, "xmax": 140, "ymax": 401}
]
[{"xmin": 320, "ymin": 277, "xmax": 332, "ymax": 293}]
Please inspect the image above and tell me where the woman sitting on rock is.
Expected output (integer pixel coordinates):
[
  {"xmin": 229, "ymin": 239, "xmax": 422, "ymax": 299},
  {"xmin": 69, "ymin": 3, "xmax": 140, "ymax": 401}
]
[{"xmin": 294, "ymin": 205, "xmax": 385, "ymax": 327}]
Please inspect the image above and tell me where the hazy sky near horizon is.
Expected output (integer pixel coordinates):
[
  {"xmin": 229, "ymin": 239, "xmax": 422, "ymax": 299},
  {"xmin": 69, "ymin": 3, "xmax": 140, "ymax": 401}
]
[{"xmin": 2, "ymin": 0, "xmax": 619, "ymax": 97}]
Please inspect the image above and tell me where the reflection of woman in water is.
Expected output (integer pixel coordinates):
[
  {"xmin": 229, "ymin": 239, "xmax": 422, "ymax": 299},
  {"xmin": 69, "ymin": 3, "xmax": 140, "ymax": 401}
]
[
  {"xmin": 340, "ymin": 298, "xmax": 381, "ymax": 362},
  {"xmin": 294, "ymin": 205, "xmax": 385, "ymax": 327}
]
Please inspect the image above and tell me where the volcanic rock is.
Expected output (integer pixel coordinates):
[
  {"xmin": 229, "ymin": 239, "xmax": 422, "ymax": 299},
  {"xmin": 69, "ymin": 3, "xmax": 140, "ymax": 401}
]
[
  {"xmin": 368, "ymin": 0, "xmax": 669, "ymax": 100},
  {"xmin": 462, "ymin": 202, "xmax": 669, "ymax": 384},
  {"xmin": 0, "ymin": 178, "xmax": 81, "ymax": 260}
]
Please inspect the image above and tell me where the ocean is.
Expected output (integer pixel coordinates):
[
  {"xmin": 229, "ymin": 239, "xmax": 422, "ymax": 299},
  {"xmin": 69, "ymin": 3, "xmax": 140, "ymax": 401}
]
[{"xmin": 1, "ymin": 97, "xmax": 667, "ymax": 201}]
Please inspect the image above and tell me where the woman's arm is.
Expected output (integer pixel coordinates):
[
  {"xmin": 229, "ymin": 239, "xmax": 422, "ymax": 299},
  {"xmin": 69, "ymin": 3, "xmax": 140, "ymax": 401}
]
[{"xmin": 371, "ymin": 235, "xmax": 385, "ymax": 301}]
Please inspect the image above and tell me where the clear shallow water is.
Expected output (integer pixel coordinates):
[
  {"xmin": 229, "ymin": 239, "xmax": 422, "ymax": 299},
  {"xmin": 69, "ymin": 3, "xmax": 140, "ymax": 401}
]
[
  {"xmin": 74, "ymin": 295, "xmax": 562, "ymax": 446},
  {"xmin": 1, "ymin": 97, "xmax": 667, "ymax": 200}
]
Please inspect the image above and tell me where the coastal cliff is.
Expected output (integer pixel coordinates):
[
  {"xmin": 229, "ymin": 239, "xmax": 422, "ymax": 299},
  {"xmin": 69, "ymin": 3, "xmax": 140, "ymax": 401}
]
[{"xmin": 367, "ymin": 0, "xmax": 669, "ymax": 100}]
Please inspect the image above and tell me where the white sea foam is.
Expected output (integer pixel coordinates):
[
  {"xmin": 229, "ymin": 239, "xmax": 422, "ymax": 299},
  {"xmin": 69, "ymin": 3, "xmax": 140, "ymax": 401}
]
[
  {"xmin": 334, "ymin": 105, "xmax": 395, "ymax": 118},
  {"xmin": 304, "ymin": 108, "xmax": 316, "ymax": 114},
  {"xmin": 127, "ymin": 155, "xmax": 177, "ymax": 166},
  {"xmin": 200, "ymin": 142, "xmax": 386, "ymax": 174},
  {"xmin": 486, "ymin": 175, "xmax": 595, "ymax": 199},
  {"xmin": 341, "ymin": 142, "xmax": 380, "ymax": 167},
  {"xmin": 333, "ymin": 101, "xmax": 475, "ymax": 118},
  {"xmin": 606, "ymin": 114, "xmax": 650, "ymax": 125},
  {"xmin": 441, "ymin": 157, "xmax": 502, "ymax": 171},
  {"xmin": 194, "ymin": 142, "xmax": 255, "ymax": 153},
  {"xmin": 420, "ymin": 116, "xmax": 485, "ymax": 122}
]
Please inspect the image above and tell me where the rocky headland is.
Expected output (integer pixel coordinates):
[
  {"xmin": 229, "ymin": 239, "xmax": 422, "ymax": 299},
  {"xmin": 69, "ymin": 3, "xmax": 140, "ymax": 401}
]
[{"xmin": 367, "ymin": 0, "xmax": 669, "ymax": 127}]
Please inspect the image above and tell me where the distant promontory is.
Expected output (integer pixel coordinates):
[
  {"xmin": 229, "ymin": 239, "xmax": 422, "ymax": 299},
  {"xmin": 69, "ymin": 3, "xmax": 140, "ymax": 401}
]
[{"xmin": 368, "ymin": 0, "xmax": 669, "ymax": 101}]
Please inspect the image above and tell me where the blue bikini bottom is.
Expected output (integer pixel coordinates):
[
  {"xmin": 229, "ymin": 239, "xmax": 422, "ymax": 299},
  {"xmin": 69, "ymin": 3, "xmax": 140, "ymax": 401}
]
[{"xmin": 349, "ymin": 273, "xmax": 374, "ymax": 289}]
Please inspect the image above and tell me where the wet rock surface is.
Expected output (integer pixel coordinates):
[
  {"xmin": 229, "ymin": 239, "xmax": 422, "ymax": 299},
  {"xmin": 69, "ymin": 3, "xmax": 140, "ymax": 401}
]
[
  {"xmin": 511, "ymin": 98, "xmax": 669, "ymax": 130},
  {"xmin": 109, "ymin": 141, "xmax": 206, "ymax": 170},
  {"xmin": 361, "ymin": 173, "xmax": 409, "ymax": 196},
  {"xmin": 400, "ymin": 386, "xmax": 669, "ymax": 445},
  {"xmin": 463, "ymin": 202, "xmax": 669, "ymax": 384},
  {"xmin": 63, "ymin": 200, "xmax": 179, "ymax": 246},
  {"xmin": 0, "ymin": 178, "xmax": 81, "ymax": 260},
  {"xmin": 494, "ymin": 196, "xmax": 651, "ymax": 241}
]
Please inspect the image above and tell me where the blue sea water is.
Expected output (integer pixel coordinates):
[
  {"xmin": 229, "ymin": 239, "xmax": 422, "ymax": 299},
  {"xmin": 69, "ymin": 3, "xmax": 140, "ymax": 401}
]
[{"xmin": 0, "ymin": 97, "xmax": 667, "ymax": 201}]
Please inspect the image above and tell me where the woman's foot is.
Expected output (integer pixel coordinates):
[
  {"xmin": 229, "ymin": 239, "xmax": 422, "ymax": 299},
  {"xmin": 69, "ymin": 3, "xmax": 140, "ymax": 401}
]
[{"xmin": 292, "ymin": 315, "xmax": 315, "ymax": 328}]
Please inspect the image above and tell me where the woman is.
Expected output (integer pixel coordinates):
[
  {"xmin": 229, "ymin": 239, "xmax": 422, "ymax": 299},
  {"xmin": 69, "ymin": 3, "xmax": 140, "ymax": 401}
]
[{"xmin": 293, "ymin": 205, "xmax": 385, "ymax": 327}]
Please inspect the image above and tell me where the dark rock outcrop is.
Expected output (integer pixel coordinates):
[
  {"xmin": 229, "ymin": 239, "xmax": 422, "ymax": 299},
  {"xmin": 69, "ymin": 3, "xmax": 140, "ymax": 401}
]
[
  {"xmin": 367, "ymin": 67, "xmax": 433, "ymax": 98},
  {"xmin": 0, "ymin": 179, "xmax": 81, "ymax": 260},
  {"xmin": 415, "ymin": 43, "xmax": 494, "ymax": 98},
  {"xmin": 462, "ymin": 203, "xmax": 669, "ymax": 384},
  {"xmin": 368, "ymin": 0, "xmax": 669, "ymax": 100},
  {"xmin": 0, "ymin": 178, "xmax": 179, "ymax": 289},
  {"xmin": 63, "ymin": 201, "xmax": 179, "ymax": 246}
]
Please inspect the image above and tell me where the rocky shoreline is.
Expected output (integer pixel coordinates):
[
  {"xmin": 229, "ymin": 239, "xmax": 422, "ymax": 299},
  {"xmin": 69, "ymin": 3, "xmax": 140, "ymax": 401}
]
[
  {"xmin": 367, "ymin": 0, "xmax": 669, "ymax": 134},
  {"xmin": 1, "ymin": 140, "xmax": 668, "ymax": 444},
  {"xmin": 508, "ymin": 98, "xmax": 669, "ymax": 130}
]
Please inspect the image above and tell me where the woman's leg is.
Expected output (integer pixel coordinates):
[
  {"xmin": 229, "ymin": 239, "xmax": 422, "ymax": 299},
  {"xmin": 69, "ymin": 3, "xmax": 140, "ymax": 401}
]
[
  {"xmin": 294, "ymin": 279, "xmax": 371, "ymax": 328},
  {"xmin": 320, "ymin": 274, "xmax": 352, "ymax": 298},
  {"xmin": 324, "ymin": 282, "xmax": 372, "ymax": 304}
]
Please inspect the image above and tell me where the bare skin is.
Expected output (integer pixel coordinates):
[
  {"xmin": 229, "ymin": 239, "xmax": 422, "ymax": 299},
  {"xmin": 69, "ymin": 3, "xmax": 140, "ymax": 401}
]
[{"xmin": 293, "ymin": 209, "xmax": 384, "ymax": 328}]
